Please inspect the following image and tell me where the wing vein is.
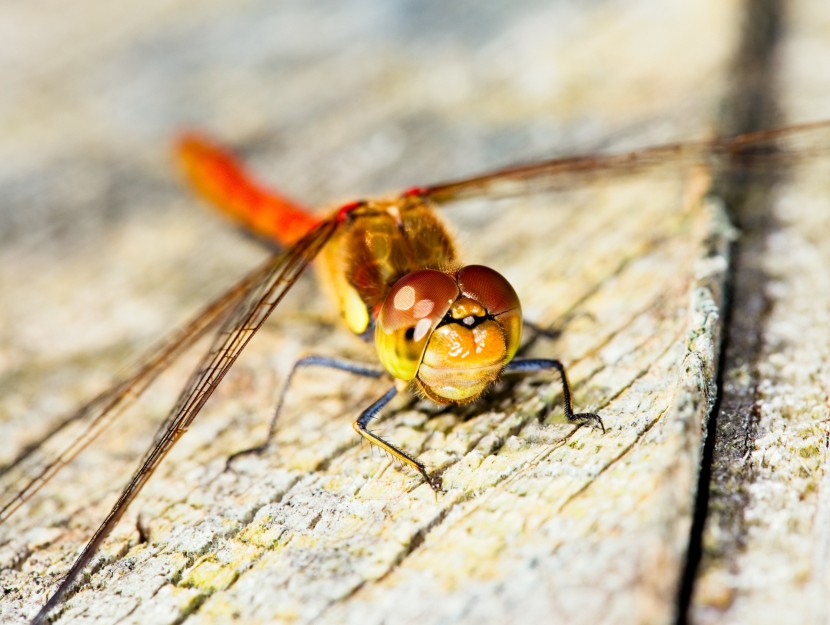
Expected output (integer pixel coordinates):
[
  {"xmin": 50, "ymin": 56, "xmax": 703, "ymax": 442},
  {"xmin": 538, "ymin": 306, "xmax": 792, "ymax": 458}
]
[{"xmin": 29, "ymin": 218, "xmax": 337, "ymax": 625}]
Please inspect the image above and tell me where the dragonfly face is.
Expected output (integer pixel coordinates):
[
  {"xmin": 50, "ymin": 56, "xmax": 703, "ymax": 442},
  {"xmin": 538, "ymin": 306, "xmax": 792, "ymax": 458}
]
[{"xmin": 375, "ymin": 265, "xmax": 522, "ymax": 403}]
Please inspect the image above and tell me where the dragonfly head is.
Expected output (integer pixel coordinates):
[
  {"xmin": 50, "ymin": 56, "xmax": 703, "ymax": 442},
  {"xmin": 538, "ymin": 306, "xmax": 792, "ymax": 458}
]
[{"xmin": 375, "ymin": 265, "xmax": 522, "ymax": 403}]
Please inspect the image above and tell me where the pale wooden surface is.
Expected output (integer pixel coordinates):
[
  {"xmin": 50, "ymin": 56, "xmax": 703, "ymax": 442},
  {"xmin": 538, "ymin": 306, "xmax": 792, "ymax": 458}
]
[
  {"xmin": 690, "ymin": 0, "xmax": 830, "ymax": 622},
  {"xmin": 0, "ymin": 2, "xmax": 827, "ymax": 625}
]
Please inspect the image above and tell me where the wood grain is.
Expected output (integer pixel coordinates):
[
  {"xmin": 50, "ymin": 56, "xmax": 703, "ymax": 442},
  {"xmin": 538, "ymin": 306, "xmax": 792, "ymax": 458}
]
[{"xmin": 691, "ymin": 1, "xmax": 830, "ymax": 623}]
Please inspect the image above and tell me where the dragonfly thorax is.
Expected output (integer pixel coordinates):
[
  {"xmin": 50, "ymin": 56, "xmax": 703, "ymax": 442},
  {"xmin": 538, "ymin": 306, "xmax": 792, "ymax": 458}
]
[{"xmin": 375, "ymin": 265, "xmax": 522, "ymax": 404}]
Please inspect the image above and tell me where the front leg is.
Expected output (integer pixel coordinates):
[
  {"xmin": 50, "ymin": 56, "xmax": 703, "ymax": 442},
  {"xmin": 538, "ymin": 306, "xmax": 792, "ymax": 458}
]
[
  {"xmin": 505, "ymin": 358, "xmax": 604, "ymax": 432},
  {"xmin": 352, "ymin": 386, "xmax": 444, "ymax": 492},
  {"xmin": 227, "ymin": 355, "xmax": 384, "ymax": 467}
]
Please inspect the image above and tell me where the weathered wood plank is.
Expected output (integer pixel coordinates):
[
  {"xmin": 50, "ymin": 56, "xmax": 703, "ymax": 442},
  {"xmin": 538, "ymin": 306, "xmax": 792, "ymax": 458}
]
[
  {"xmin": 690, "ymin": 0, "xmax": 830, "ymax": 622},
  {"xmin": 0, "ymin": 1, "xmax": 756, "ymax": 624}
]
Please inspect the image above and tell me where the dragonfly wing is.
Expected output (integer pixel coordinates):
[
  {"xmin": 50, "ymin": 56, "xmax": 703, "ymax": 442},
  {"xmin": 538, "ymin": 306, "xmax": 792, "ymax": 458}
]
[
  {"xmin": 29, "ymin": 217, "xmax": 338, "ymax": 625},
  {"xmin": 422, "ymin": 119, "xmax": 830, "ymax": 204},
  {"xmin": 0, "ymin": 256, "xmax": 287, "ymax": 525}
]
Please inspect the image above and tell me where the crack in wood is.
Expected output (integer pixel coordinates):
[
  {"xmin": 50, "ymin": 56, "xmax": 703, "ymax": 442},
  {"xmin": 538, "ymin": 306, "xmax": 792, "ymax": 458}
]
[{"xmin": 676, "ymin": 0, "xmax": 787, "ymax": 621}]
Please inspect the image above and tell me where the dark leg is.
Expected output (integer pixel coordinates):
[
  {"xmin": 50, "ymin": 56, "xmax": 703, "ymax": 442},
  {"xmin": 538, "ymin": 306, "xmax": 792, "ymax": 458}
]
[
  {"xmin": 520, "ymin": 315, "xmax": 596, "ymax": 352},
  {"xmin": 226, "ymin": 355, "xmax": 383, "ymax": 467},
  {"xmin": 353, "ymin": 386, "xmax": 442, "ymax": 492},
  {"xmin": 505, "ymin": 358, "xmax": 604, "ymax": 433},
  {"xmin": 522, "ymin": 319, "xmax": 562, "ymax": 342}
]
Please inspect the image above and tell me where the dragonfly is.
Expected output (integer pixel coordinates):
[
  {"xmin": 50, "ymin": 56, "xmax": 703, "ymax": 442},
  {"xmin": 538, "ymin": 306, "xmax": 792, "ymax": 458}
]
[{"xmin": 3, "ymin": 118, "xmax": 830, "ymax": 625}]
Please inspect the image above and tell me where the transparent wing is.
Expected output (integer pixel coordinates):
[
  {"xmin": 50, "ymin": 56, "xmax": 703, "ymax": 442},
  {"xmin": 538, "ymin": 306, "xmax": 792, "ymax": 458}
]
[
  {"xmin": 29, "ymin": 217, "xmax": 339, "ymax": 625},
  {"xmin": 422, "ymin": 120, "xmax": 830, "ymax": 204},
  {"xmin": 0, "ymin": 263, "xmax": 257, "ymax": 524}
]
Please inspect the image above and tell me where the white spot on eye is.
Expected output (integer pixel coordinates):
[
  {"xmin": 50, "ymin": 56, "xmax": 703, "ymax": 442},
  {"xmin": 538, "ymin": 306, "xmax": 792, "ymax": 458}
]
[
  {"xmin": 394, "ymin": 285, "xmax": 415, "ymax": 310},
  {"xmin": 413, "ymin": 318, "xmax": 432, "ymax": 342},
  {"xmin": 413, "ymin": 298, "xmax": 435, "ymax": 319}
]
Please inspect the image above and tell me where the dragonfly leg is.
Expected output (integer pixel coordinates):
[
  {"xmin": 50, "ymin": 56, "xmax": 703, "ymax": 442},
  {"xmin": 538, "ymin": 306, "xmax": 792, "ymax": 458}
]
[
  {"xmin": 505, "ymin": 358, "xmax": 604, "ymax": 433},
  {"xmin": 522, "ymin": 319, "xmax": 561, "ymax": 342},
  {"xmin": 520, "ymin": 313, "xmax": 596, "ymax": 350},
  {"xmin": 352, "ymin": 387, "xmax": 443, "ymax": 492},
  {"xmin": 226, "ymin": 355, "xmax": 383, "ymax": 467}
]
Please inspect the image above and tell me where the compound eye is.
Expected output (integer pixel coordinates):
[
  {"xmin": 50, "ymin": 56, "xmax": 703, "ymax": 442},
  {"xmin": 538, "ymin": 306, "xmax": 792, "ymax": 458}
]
[
  {"xmin": 457, "ymin": 265, "xmax": 522, "ymax": 361},
  {"xmin": 375, "ymin": 270, "xmax": 459, "ymax": 381}
]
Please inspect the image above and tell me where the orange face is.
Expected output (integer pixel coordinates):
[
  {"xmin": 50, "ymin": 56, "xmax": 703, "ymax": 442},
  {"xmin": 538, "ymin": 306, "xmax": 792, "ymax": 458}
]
[{"xmin": 375, "ymin": 265, "xmax": 522, "ymax": 403}]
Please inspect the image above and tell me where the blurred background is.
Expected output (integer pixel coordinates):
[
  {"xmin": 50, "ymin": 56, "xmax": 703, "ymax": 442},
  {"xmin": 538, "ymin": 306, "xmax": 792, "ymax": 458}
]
[{"xmin": 0, "ymin": 0, "xmax": 743, "ymax": 372}]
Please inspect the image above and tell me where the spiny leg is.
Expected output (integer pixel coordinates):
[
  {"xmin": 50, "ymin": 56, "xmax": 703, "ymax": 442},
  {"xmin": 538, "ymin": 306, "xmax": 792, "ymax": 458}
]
[
  {"xmin": 226, "ymin": 355, "xmax": 383, "ymax": 467},
  {"xmin": 505, "ymin": 358, "xmax": 604, "ymax": 432},
  {"xmin": 353, "ymin": 387, "xmax": 443, "ymax": 492},
  {"xmin": 519, "ymin": 314, "xmax": 595, "ymax": 353},
  {"xmin": 522, "ymin": 319, "xmax": 562, "ymax": 342}
]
